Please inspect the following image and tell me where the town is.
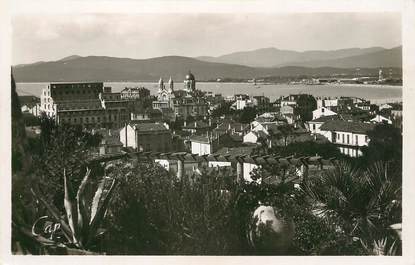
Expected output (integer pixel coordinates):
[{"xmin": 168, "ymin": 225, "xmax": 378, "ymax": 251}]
[
  {"xmin": 9, "ymin": 11, "xmax": 404, "ymax": 257},
  {"xmin": 19, "ymin": 70, "xmax": 402, "ymax": 181}
]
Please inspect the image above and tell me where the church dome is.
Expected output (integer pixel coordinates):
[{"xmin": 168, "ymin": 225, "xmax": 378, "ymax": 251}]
[{"xmin": 185, "ymin": 71, "xmax": 195, "ymax": 81}]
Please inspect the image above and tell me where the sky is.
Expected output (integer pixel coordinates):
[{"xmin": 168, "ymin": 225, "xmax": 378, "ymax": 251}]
[{"xmin": 12, "ymin": 12, "xmax": 401, "ymax": 65}]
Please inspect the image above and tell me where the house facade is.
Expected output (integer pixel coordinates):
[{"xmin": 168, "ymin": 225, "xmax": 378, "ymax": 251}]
[
  {"xmin": 312, "ymin": 106, "xmax": 337, "ymax": 120},
  {"xmin": 319, "ymin": 120, "xmax": 375, "ymax": 157},
  {"xmin": 119, "ymin": 122, "xmax": 172, "ymax": 152}
]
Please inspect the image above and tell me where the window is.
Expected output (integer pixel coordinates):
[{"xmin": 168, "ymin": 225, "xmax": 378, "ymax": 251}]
[
  {"xmin": 312, "ymin": 124, "xmax": 316, "ymax": 130},
  {"xmin": 347, "ymin": 135, "xmax": 350, "ymax": 144},
  {"xmin": 342, "ymin": 134, "xmax": 344, "ymax": 143},
  {"xmin": 355, "ymin": 135, "xmax": 358, "ymax": 145}
]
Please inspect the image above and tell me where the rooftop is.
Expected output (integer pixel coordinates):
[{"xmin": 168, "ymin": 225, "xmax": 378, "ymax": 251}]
[
  {"xmin": 309, "ymin": 115, "xmax": 340, "ymax": 123},
  {"xmin": 320, "ymin": 120, "xmax": 375, "ymax": 134},
  {"xmin": 190, "ymin": 135, "xmax": 211, "ymax": 143},
  {"xmin": 183, "ymin": 120, "xmax": 209, "ymax": 129},
  {"xmin": 214, "ymin": 145, "xmax": 256, "ymax": 156},
  {"xmin": 130, "ymin": 122, "xmax": 169, "ymax": 132}
]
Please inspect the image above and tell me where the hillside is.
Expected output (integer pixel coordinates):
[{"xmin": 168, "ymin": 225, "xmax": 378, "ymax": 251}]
[
  {"xmin": 196, "ymin": 47, "xmax": 388, "ymax": 68},
  {"xmin": 13, "ymin": 55, "xmax": 400, "ymax": 83},
  {"xmin": 279, "ymin": 46, "xmax": 402, "ymax": 68}
]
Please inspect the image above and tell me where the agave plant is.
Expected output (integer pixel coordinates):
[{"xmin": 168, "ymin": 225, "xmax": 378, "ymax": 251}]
[
  {"xmin": 31, "ymin": 166, "xmax": 118, "ymax": 250},
  {"xmin": 303, "ymin": 161, "xmax": 401, "ymax": 254}
]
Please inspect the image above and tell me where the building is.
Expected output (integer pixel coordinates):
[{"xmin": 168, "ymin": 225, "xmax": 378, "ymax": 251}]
[
  {"xmin": 208, "ymin": 146, "xmax": 257, "ymax": 182},
  {"xmin": 370, "ymin": 115, "xmax": 392, "ymax": 124},
  {"xmin": 280, "ymin": 95, "xmax": 300, "ymax": 107},
  {"xmin": 190, "ymin": 135, "xmax": 214, "ymax": 156},
  {"xmin": 40, "ymin": 82, "xmax": 129, "ymax": 128},
  {"xmin": 379, "ymin": 103, "xmax": 393, "ymax": 111},
  {"xmin": 243, "ymin": 131, "xmax": 269, "ymax": 146},
  {"xmin": 312, "ymin": 106, "xmax": 338, "ymax": 120},
  {"xmin": 152, "ymin": 72, "xmax": 209, "ymax": 119},
  {"xmin": 252, "ymin": 95, "xmax": 270, "ymax": 108},
  {"xmin": 171, "ymin": 97, "xmax": 209, "ymax": 119},
  {"xmin": 307, "ymin": 115, "xmax": 339, "ymax": 134},
  {"xmin": 213, "ymin": 120, "xmax": 250, "ymax": 137},
  {"xmin": 319, "ymin": 120, "xmax": 375, "ymax": 157},
  {"xmin": 316, "ymin": 97, "xmax": 354, "ymax": 110},
  {"xmin": 120, "ymin": 87, "xmax": 150, "ymax": 100},
  {"xmin": 182, "ymin": 120, "xmax": 210, "ymax": 135},
  {"xmin": 19, "ymin": 96, "xmax": 41, "ymax": 116},
  {"xmin": 232, "ymin": 94, "xmax": 254, "ymax": 110},
  {"xmin": 119, "ymin": 122, "xmax": 172, "ymax": 152},
  {"xmin": 280, "ymin": 105, "xmax": 295, "ymax": 115},
  {"xmin": 97, "ymin": 130, "xmax": 124, "ymax": 155}
]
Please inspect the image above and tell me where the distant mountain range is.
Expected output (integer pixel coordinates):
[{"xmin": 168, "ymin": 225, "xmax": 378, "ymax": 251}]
[
  {"xmin": 197, "ymin": 46, "xmax": 401, "ymax": 68},
  {"xmin": 12, "ymin": 46, "xmax": 402, "ymax": 82}
]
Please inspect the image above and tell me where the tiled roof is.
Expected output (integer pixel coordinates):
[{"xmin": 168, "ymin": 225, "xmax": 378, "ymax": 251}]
[
  {"xmin": 255, "ymin": 116, "xmax": 275, "ymax": 123},
  {"xmin": 216, "ymin": 120, "xmax": 249, "ymax": 132},
  {"xmin": 146, "ymin": 108, "xmax": 162, "ymax": 115},
  {"xmin": 190, "ymin": 135, "xmax": 210, "ymax": 143},
  {"xmin": 214, "ymin": 146, "xmax": 256, "ymax": 156},
  {"xmin": 320, "ymin": 120, "xmax": 375, "ymax": 134},
  {"xmin": 183, "ymin": 120, "xmax": 209, "ymax": 129},
  {"xmin": 309, "ymin": 115, "xmax": 340, "ymax": 123},
  {"xmin": 132, "ymin": 122, "xmax": 168, "ymax": 131}
]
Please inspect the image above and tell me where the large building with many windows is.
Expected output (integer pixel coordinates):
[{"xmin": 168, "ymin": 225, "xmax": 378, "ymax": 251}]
[{"xmin": 40, "ymin": 82, "xmax": 129, "ymax": 128}]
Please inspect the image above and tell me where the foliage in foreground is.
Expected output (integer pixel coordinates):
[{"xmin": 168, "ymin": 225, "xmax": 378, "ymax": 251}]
[{"xmin": 303, "ymin": 161, "xmax": 402, "ymax": 255}]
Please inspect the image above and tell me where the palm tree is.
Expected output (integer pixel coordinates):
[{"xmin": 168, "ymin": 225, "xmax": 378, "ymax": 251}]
[{"xmin": 303, "ymin": 161, "xmax": 401, "ymax": 255}]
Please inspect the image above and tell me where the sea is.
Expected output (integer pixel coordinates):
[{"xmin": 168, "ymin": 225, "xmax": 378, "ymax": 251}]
[{"xmin": 16, "ymin": 82, "xmax": 403, "ymax": 104}]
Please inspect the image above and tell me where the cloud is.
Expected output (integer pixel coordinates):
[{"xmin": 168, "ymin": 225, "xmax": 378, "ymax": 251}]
[{"xmin": 12, "ymin": 13, "xmax": 401, "ymax": 65}]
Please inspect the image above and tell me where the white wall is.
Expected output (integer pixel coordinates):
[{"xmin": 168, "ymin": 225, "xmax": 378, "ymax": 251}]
[
  {"xmin": 371, "ymin": 115, "xmax": 392, "ymax": 124},
  {"xmin": 280, "ymin": 105, "xmax": 294, "ymax": 115},
  {"xmin": 191, "ymin": 141, "xmax": 212, "ymax": 155},
  {"xmin": 120, "ymin": 125, "xmax": 137, "ymax": 149},
  {"xmin": 244, "ymin": 163, "xmax": 259, "ymax": 182},
  {"xmin": 312, "ymin": 107, "xmax": 337, "ymax": 120},
  {"xmin": 251, "ymin": 123, "xmax": 269, "ymax": 135},
  {"xmin": 243, "ymin": 131, "xmax": 258, "ymax": 144},
  {"xmin": 308, "ymin": 122, "xmax": 323, "ymax": 134},
  {"xmin": 208, "ymin": 161, "xmax": 231, "ymax": 167},
  {"xmin": 155, "ymin": 159, "xmax": 178, "ymax": 174},
  {"xmin": 320, "ymin": 129, "xmax": 369, "ymax": 157}
]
